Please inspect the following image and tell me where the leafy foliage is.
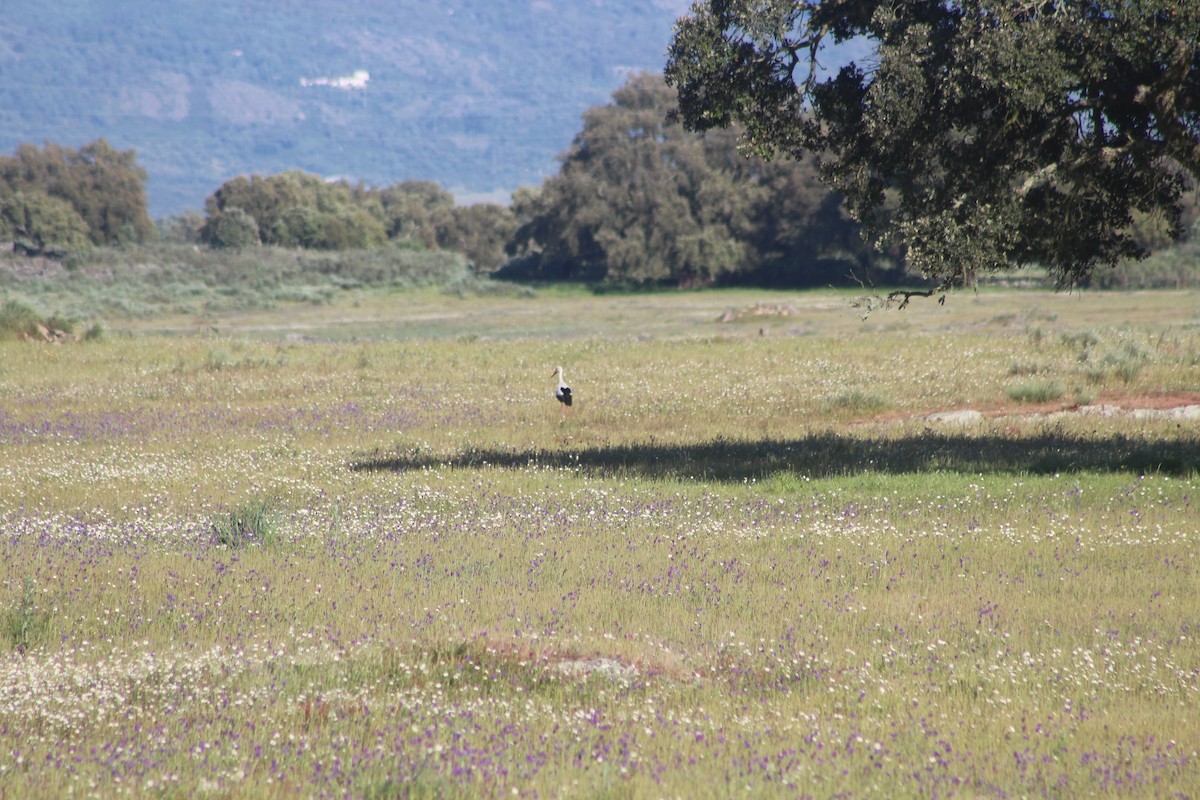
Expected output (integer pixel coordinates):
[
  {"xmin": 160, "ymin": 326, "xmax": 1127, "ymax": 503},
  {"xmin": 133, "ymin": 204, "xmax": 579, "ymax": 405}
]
[
  {"xmin": 504, "ymin": 73, "xmax": 885, "ymax": 288},
  {"xmin": 204, "ymin": 206, "xmax": 261, "ymax": 249},
  {"xmin": 436, "ymin": 203, "xmax": 517, "ymax": 271},
  {"xmin": 666, "ymin": 0, "xmax": 1200, "ymax": 291},
  {"xmin": 0, "ymin": 139, "xmax": 153, "ymax": 247},
  {"xmin": 376, "ymin": 181, "xmax": 458, "ymax": 248},
  {"xmin": 199, "ymin": 171, "xmax": 516, "ymax": 268},
  {"xmin": 155, "ymin": 210, "xmax": 206, "ymax": 245},
  {"xmin": 0, "ymin": 190, "xmax": 92, "ymax": 256},
  {"xmin": 201, "ymin": 171, "xmax": 386, "ymax": 250}
]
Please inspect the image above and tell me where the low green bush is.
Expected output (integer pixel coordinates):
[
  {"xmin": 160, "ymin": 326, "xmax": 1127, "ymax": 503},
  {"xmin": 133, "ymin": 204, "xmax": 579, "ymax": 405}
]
[
  {"xmin": 1006, "ymin": 379, "xmax": 1065, "ymax": 403},
  {"xmin": 0, "ymin": 297, "xmax": 42, "ymax": 339},
  {"xmin": 211, "ymin": 498, "xmax": 281, "ymax": 548}
]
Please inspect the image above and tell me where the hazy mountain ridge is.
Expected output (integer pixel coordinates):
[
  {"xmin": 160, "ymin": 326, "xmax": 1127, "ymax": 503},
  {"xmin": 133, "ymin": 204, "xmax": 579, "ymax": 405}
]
[{"xmin": 0, "ymin": 0, "xmax": 689, "ymax": 216}]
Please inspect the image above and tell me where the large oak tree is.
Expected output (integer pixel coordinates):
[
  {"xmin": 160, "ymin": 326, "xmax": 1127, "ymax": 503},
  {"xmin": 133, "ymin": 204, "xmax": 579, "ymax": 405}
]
[
  {"xmin": 666, "ymin": 0, "xmax": 1200, "ymax": 295},
  {"xmin": 506, "ymin": 72, "xmax": 882, "ymax": 287}
]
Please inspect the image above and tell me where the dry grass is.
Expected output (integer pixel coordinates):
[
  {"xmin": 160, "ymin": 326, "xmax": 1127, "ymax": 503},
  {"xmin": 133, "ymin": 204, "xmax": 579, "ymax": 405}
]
[{"xmin": 0, "ymin": 287, "xmax": 1198, "ymax": 797}]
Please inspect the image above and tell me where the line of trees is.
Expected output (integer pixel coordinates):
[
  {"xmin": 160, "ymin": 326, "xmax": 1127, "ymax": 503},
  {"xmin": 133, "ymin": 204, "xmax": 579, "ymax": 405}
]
[
  {"xmin": 3, "ymin": 71, "xmax": 1196, "ymax": 290},
  {"xmin": 194, "ymin": 73, "xmax": 894, "ymax": 287},
  {"xmin": 198, "ymin": 172, "xmax": 516, "ymax": 272}
]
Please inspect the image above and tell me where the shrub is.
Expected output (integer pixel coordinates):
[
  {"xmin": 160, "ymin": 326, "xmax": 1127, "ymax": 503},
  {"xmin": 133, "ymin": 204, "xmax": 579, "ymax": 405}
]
[
  {"xmin": 45, "ymin": 314, "xmax": 75, "ymax": 335},
  {"xmin": 823, "ymin": 389, "xmax": 890, "ymax": 415},
  {"xmin": 211, "ymin": 499, "xmax": 280, "ymax": 548},
  {"xmin": 1101, "ymin": 341, "xmax": 1149, "ymax": 383},
  {"xmin": 0, "ymin": 297, "xmax": 42, "ymax": 339},
  {"xmin": 1062, "ymin": 330, "xmax": 1103, "ymax": 353},
  {"xmin": 1006, "ymin": 380, "xmax": 1064, "ymax": 403}
]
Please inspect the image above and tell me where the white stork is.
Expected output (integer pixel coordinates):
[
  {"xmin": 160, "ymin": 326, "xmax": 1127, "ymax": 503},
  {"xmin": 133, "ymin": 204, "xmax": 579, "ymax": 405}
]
[{"xmin": 552, "ymin": 365, "xmax": 572, "ymax": 407}]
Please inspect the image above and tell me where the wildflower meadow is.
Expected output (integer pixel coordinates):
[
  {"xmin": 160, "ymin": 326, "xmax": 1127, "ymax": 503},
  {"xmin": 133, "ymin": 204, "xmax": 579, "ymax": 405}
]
[{"xmin": 1, "ymin": 287, "xmax": 1198, "ymax": 798}]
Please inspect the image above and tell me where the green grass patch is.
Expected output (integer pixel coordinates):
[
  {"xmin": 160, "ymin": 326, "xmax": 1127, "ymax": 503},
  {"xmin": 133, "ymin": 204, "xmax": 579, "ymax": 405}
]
[
  {"xmin": 1006, "ymin": 379, "xmax": 1065, "ymax": 403},
  {"xmin": 823, "ymin": 389, "xmax": 890, "ymax": 415},
  {"xmin": 210, "ymin": 498, "xmax": 281, "ymax": 548}
]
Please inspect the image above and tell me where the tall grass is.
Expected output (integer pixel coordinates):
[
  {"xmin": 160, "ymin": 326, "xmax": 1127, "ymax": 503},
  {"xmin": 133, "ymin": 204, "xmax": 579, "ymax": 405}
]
[
  {"xmin": 2, "ymin": 243, "xmax": 481, "ymax": 321},
  {"xmin": 2, "ymin": 576, "xmax": 51, "ymax": 653}
]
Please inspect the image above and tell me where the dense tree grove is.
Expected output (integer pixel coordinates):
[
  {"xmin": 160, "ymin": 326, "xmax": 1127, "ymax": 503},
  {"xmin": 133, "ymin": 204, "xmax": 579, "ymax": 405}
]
[
  {"xmin": 201, "ymin": 171, "xmax": 387, "ymax": 251},
  {"xmin": 0, "ymin": 99, "xmax": 881, "ymax": 288},
  {"xmin": 504, "ymin": 73, "xmax": 884, "ymax": 287},
  {"xmin": 199, "ymin": 172, "xmax": 517, "ymax": 271},
  {"xmin": 666, "ymin": 0, "xmax": 1200, "ymax": 292},
  {"xmin": 0, "ymin": 139, "xmax": 153, "ymax": 253}
]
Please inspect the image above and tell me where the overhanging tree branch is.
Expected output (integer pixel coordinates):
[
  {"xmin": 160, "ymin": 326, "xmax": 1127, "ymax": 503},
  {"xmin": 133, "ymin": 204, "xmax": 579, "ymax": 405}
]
[
  {"xmin": 1135, "ymin": 37, "xmax": 1200, "ymax": 179},
  {"xmin": 666, "ymin": 0, "xmax": 1200, "ymax": 293}
]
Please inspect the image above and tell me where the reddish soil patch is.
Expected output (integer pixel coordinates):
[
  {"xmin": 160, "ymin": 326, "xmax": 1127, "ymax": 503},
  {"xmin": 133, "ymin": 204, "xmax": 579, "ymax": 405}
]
[
  {"xmin": 865, "ymin": 391, "xmax": 1200, "ymax": 426},
  {"xmin": 977, "ymin": 390, "xmax": 1200, "ymax": 419},
  {"xmin": 1090, "ymin": 390, "xmax": 1200, "ymax": 411}
]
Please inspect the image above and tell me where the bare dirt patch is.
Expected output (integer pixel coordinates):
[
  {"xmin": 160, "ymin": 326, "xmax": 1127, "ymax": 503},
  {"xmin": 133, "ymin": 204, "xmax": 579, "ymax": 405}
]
[{"xmin": 884, "ymin": 391, "xmax": 1200, "ymax": 427}]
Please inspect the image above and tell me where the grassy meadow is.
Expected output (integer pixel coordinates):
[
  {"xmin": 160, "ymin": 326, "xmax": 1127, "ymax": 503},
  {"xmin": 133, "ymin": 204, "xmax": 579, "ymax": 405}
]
[{"xmin": 1, "ymin": 285, "xmax": 1199, "ymax": 798}]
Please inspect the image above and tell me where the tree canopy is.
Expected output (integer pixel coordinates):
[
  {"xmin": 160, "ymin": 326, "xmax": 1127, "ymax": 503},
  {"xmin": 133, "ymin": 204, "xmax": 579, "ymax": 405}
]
[
  {"xmin": 505, "ymin": 72, "xmax": 884, "ymax": 288},
  {"xmin": 0, "ymin": 139, "xmax": 153, "ymax": 249},
  {"xmin": 201, "ymin": 171, "xmax": 388, "ymax": 251},
  {"xmin": 666, "ymin": 0, "xmax": 1200, "ymax": 294},
  {"xmin": 199, "ymin": 171, "xmax": 516, "ymax": 270},
  {"xmin": 0, "ymin": 190, "xmax": 92, "ymax": 256}
]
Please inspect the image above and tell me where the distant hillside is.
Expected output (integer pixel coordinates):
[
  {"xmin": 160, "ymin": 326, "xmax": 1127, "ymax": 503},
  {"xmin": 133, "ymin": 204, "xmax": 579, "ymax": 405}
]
[{"xmin": 0, "ymin": 0, "xmax": 689, "ymax": 217}]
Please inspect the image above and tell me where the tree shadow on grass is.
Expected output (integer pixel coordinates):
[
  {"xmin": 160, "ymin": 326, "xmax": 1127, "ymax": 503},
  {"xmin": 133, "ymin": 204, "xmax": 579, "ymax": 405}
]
[{"xmin": 351, "ymin": 429, "xmax": 1200, "ymax": 481}]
